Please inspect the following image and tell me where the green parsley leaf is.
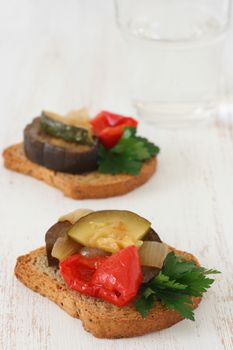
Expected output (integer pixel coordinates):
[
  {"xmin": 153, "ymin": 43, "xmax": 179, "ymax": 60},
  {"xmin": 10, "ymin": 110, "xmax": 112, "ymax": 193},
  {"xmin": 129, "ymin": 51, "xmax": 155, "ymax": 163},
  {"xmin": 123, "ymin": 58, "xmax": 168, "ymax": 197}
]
[
  {"xmin": 151, "ymin": 273, "xmax": 188, "ymax": 291},
  {"xmin": 199, "ymin": 268, "xmax": 221, "ymax": 275},
  {"xmin": 135, "ymin": 294, "xmax": 155, "ymax": 318},
  {"xmin": 113, "ymin": 138, "xmax": 151, "ymax": 160},
  {"xmin": 178, "ymin": 272, "xmax": 215, "ymax": 297},
  {"xmin": 157, "ymin": 289, "xmax": 195, "ymax": 321},
  {"xmin": 136, "ymin": 252, "xmax": 220, "ymax": 321},
  {"xmin": 98, "ymin": 146, "xmax": 142, "ymax": 175},
  {"xmin": 98, "ymin": 127, "xmax": 160, "ymax": 175},
  {"xmin": 122, "ymin": 126, "xmax": 137, "ymax": 138},
  {"xmin": 162, "ymin": 252, "xmax": 197, "ymax": 278},
  {"xmin": 134, "ymin": 135, "xmax": 160, "ymax": 157}
]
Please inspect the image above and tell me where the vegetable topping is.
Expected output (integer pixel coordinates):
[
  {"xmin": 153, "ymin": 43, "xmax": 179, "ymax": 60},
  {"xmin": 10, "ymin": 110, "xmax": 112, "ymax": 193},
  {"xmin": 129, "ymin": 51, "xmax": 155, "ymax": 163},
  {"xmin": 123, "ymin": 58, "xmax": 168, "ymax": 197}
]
[
  {"xmin": 136, "ymin": 252, "xmax": 220, "ymax": 320},
  {"xmin": 25, "ymin": 108, "xmax": 159, "ymax": 176},
  {"xmin": 67, "ymin": 210, "xmax": 151, "ymax": 253},
  {"xmin": 59, "ymin": 208, "xmax": 93, "ymax": 224},
  {"xmin": 45, "ymin": 221, "xmax": 72, "ymax": 266},
  {"xmin": 60, "ymin": 245, "xmax": 142, "ymax": 307},
  {"xmin": 98, "ymin": 127, "xmax": 160, "ymax": 175},
  {"xmin": 51, "ymin": 236, "xmax": 82, "ymax": 261},
  {"xmin": 139, "ymin": 241, "xmax": 169, "ymax": 268},
  {"xmin": 91, "ymin": 110, "xmax": 138, "ymax": 149},
  {"xmin": 46, "ymin": 208, "xmax": 220, "ymax": 320},
  {"xmin": 42, "ymin": 109, "xmax": 91, "ymax": 129},
  {"xmin": 24, "ymin": 118, "xmax": 99, "ymax": 174},
  {"xmin": 41, "ymin": 112, "xmax": 93, "ymax": 145}
]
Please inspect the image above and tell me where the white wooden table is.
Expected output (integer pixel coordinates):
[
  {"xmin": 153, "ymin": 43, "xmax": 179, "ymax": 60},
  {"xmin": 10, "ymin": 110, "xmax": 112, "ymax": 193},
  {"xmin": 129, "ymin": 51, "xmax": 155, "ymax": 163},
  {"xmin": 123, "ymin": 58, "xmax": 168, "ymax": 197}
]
[{"xmin": 0, "ymin": 1, "xmax": 233, "ymax": 349}]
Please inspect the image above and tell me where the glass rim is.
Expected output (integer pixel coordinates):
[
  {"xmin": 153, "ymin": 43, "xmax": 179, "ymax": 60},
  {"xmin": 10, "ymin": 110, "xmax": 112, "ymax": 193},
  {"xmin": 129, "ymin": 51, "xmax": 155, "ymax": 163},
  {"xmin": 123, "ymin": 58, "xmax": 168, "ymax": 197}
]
[
  {"xmin": 115, "ymin": 22, "xmax": 230, "ymax": 45},
  {"xmin": 114, "ymin": 0, "xmax": 232, "ymax": 45}
]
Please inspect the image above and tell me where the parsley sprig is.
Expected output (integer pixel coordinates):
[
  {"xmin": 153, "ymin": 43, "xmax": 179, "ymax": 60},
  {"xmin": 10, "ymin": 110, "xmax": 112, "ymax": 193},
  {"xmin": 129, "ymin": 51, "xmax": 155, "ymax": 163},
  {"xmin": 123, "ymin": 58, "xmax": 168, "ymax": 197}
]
[
  {"xmin": 136, "ymin": 252, "xmax": 220, "ymax": 320},
  {"xmin": 98, "ymin": 127, "xmax": 160, "ymax": 175}
]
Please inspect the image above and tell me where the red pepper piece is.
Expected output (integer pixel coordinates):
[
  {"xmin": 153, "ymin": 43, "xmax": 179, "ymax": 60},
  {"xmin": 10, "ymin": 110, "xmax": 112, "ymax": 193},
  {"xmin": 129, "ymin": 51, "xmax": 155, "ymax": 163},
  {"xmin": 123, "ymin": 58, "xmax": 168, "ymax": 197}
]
[
  {"xmin": 92, "ymin": 245, "xmax": 142, "ymax": 307},
  {"xmin": 91, "ymin": 111, "xmax": 137, "ymax": 135},
  {"xmin": 98, "ymin": 124, "xmax": 127, "ymax": 149},
  {"xmin": 91, "ymin": 111, "xmax": 138, "ymax": 149},
  {"xmin": 59, "ymin": 246, "xmax": 142, "ymax": 307},
  {"xmin": 60, "ymin": 254, "xmax": 107, "ymax": 298}
]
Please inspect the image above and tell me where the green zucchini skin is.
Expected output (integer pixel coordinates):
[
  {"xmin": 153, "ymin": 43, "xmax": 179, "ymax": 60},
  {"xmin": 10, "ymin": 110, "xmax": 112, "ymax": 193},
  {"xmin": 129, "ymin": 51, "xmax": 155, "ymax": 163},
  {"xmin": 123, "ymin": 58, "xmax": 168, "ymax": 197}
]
[
  {"xmin": 41, "ymin": 113, "xmax": 93, "ymax": 145},
  {"xmin": 24, "ymin": 118, "xmax": 99, "ymax": 174}
]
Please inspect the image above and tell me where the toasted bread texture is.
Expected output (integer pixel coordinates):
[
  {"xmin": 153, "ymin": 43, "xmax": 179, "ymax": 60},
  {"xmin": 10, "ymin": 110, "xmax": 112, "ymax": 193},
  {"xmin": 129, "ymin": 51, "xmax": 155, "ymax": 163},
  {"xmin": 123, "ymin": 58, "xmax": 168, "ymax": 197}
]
[
  {"xmin": 3, "ymin": 143, "xmax": 157, "ymax": 199},
  {"xmin": 15, "ymin": 247, "xmax": 201, "ymax": 338}
]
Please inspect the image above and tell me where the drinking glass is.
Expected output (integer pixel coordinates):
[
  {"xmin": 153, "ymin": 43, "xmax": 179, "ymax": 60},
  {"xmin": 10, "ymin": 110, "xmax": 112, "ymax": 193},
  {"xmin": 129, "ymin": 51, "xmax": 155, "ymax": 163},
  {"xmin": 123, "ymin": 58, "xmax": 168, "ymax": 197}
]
[{"xmin": 115, "ymin": 0, "xmax": 231, "ymax": 127}]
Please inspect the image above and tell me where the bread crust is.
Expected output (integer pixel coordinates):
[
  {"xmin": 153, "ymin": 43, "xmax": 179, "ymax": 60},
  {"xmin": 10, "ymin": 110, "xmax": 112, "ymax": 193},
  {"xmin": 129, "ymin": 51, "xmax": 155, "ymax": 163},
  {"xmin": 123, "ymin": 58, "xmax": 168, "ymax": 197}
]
[
  {"xmin": 15, "ymin": 247, "xmax": 201, "ymax": 338},
  {"xmin": 3, "ymin": 143, "xmax": 157, "ymax": 199}
]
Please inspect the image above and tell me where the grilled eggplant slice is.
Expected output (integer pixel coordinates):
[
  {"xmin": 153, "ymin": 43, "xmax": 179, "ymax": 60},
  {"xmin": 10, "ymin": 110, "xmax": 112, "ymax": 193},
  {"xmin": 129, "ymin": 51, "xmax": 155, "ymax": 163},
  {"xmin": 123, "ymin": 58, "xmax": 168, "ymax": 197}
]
[
  {"xmin": 143, "ymin": 228, "xmax": 162, "ymax": 243},
  {"xmin": 45, "ymin": 221, "xmax": 72, "ymax": 266},
  {"xmin": 24, "ymin": 118, "xmax": 99, "ymax": 174}
]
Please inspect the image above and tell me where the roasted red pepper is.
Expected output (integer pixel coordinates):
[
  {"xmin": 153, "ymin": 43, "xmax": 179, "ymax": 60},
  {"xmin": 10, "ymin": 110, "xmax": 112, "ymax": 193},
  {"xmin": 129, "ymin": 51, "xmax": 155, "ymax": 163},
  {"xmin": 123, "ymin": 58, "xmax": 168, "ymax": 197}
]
[
  {"xmin": 59, "ymin": 254, "xmax": 107, "ymax": 296},
  {"xmin": 91, "ymin": 111, "xmax": 138, "ymax": 149},
  {"xmin": 92, "ymin": 245, "xmax": 142, "ymax": 306},
  {"xmin": 60, "ymin": 246, "xmax": 142, "ymax": 307}
]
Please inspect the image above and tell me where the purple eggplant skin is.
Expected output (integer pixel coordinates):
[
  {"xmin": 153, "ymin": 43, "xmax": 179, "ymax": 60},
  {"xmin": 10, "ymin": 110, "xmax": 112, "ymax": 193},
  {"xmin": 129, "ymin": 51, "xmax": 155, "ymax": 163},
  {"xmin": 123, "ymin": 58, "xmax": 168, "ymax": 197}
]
[
  {"xmin": 45, "ymin": 221, "xmax": 72, "ymax": 266},
  {"xmin": 143, "ymin": 228, "xmax": 162, "ymax": 243},
  {"xmin": 23, "ymin": 117, "xmax": 99, "ymax": 174}
]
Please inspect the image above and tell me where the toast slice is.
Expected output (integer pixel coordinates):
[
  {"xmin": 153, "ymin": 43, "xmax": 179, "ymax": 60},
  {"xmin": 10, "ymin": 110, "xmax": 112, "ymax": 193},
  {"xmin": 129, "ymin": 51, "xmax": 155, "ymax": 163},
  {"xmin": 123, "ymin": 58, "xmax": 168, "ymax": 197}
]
[
  {"xmin": 15, "ymin": 247, "xmax": 201, "ymax": 338},
  {"xmin": 3, "ymin": 143, "xmax": 157, "ymax": 199}
]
